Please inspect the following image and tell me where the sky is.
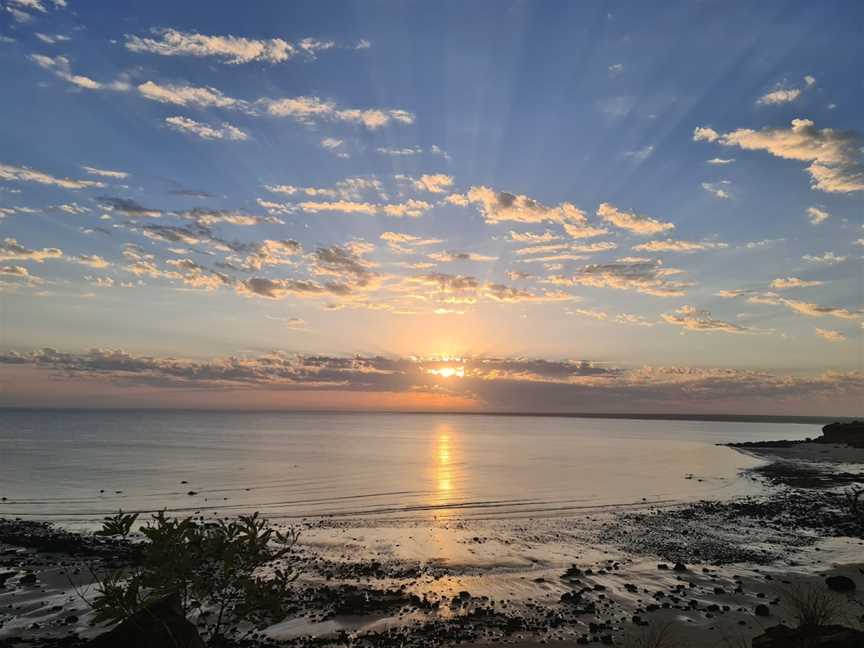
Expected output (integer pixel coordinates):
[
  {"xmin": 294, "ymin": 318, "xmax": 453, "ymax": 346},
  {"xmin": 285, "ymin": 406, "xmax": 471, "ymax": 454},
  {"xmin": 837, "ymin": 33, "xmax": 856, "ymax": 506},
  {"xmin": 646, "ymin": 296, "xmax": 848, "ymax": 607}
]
[{"xmin": 0, "ymin": 0, "xmax": 861, "ymax": 414}]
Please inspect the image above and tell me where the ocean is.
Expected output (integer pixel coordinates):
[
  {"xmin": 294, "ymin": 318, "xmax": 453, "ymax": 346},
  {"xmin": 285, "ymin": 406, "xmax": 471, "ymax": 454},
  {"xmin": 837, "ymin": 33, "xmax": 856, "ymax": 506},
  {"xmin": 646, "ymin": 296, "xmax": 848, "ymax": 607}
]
[{"xmin": 0, "ymin": 410, "xmax": 818, "ymax": 526}]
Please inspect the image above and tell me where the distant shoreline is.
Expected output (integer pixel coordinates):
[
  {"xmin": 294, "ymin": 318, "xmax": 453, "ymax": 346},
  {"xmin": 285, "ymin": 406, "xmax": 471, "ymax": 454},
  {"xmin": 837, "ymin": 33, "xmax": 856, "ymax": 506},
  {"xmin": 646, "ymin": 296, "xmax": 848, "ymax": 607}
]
[{"xmin": 0, "ymin": 407, "xmax": 854, "ymax": 425}]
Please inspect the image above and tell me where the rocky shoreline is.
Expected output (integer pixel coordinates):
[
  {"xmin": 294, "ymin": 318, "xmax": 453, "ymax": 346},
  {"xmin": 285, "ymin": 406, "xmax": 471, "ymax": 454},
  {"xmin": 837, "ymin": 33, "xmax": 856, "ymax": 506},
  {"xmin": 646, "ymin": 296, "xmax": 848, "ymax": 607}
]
[{"xmin": 2, "ymin": 432, "xmax": 863, "ymax": 647}]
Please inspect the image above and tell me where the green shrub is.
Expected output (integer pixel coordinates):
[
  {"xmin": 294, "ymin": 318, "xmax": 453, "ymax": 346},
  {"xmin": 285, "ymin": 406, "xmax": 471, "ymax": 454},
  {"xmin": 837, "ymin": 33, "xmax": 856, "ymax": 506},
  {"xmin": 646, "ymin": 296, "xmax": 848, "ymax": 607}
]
[{"xmin": 91, "ymin": 511, "xmax": 300, "ymax": 642}]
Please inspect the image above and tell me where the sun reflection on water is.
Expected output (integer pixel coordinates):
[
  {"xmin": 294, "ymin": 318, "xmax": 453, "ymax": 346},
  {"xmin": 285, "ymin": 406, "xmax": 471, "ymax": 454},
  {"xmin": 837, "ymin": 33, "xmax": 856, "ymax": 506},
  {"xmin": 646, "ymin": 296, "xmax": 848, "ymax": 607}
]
[{"xmin": 431, "ymin": 423, "xmax": 457, "ymax": 507}]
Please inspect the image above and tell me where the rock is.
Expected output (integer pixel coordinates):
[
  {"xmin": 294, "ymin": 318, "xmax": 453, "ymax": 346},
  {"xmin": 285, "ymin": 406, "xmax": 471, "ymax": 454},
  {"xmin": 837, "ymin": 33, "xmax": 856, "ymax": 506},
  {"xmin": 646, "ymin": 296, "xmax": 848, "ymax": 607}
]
[
  {"xmin": 752, "ymin": 624, "xmax": 864, "ymax": 647},
  {"xmin": 825, "ymin": 575, "xmax": 856, "ymax": 592},
  {"xmin": 87, "ymin": 592, "xmax": 205, "ymax": 648},
  {"xmin": 18, "ymin": 573, "xmax": 37, "ymax": 585},
  {"xmin": 755, "ymin": 604, "xmax": 770, "ymax": 617},
  {"xmin": 819, "ymin": 421, "xmax": 864, "ymax": 448},
  {"xmin": 673, "ymin": 562, "xmax": 688, "ymax": 572}
]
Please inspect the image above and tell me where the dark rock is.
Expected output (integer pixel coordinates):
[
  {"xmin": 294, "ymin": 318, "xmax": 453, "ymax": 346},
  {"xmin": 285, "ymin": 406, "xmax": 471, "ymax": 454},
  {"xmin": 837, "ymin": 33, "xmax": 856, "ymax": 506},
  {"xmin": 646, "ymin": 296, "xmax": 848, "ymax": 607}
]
[
  {"xmin": 755, "ymin": 604, "xmax": 770, "ymax": 617},
  {"xmin": 825, "ymin": 575, "xmax": 856, "ymax": 593},
  {"xmin": 87, "ymin": 592, "xmax": 205, "ymax": 648},
  {"xmin": 752, "ymin": 624, "xmax": 864, "ymax": 647},
  {"xmin": 18, "ymin": 573, "xmax": 37, "ymax": 585},
  {"xmin": 673, "ymin": 562, "xmax": 687, "ymax": 572},
  {"xmin": 820, "ymin": 421, "xmax": 864, "ymax": 448}
]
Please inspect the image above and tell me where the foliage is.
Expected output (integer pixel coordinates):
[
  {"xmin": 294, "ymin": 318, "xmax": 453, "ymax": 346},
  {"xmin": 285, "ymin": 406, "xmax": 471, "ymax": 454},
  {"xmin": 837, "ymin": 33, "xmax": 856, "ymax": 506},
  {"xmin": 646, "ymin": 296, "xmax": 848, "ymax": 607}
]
[
  {"xmin": 95, "ymin": 509, "xmax": 139, "ymax": 538},
  {"xmin": 91, "ymin": 511, "xmax": 300, "ymax": 642}
]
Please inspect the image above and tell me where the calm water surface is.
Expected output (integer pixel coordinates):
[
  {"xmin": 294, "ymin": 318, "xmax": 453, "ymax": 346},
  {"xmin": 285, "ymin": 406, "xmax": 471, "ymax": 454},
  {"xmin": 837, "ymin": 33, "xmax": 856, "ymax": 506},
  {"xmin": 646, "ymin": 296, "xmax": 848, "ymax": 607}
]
[{"xmin": 0, "ymin": 411, "xmax": 819, "ymax": 524}]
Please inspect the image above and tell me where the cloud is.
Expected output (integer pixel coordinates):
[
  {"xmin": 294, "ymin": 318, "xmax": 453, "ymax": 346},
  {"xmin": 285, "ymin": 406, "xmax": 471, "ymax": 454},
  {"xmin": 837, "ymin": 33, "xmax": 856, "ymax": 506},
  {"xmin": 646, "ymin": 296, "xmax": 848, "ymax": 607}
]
[
  {"xmin": 632, "ymin": 239, "xmax": 728, "ymax": 253},
  {"xmin": 816, "ymin": 328, "xmax": 846, "ymax": 342},
  {"xmin": 165, "ymin": 116, "xmax": 249, "ymax": 141},
  {"xmin": 694, "ymin": 119, "xmax": 864, "ymax": 193},
  {"xmin": 4, "ymin": 347, "xmax": 860, "ymax": 413},
  {"xmin": 614, "ymin": 313, "xmax": 655, "ymax": 327},
  {"xmin": 412, "ymin": 174, "xmax": 454, "ymax": 193},
  {"xmin": 662, "ymin": 305, "xmax": 753, "ymax": 334},
  {"xmin": 124, "ymin": 28, "xmax": 334, "ymax": 64},
  {"xmin": 802, "ymin": 251, "xmax": 846, "ymax": 265},
  {"xmin": 596, "ymin": 202, "xmax": 674, "ymax": 235},
  {"xmin": 573, "ymin": 308, "xmax": 608, "ymax": 320},
  {"xmin": 427, "ymin": 250, "xmax": 497, "ymax": 263},
  {"xmin": 707, "ymin": 158, "xmax": 735, "ymax": 165},
  {"xmin": 569, "ymin": 259, "xmax": 691, "ymax": 297},
  {"xmin": 320, "ymin": 138, "xmax": 349, "ymax": 157},
  {"xmin": 806, "ymin": 206, "xmax": 830, "ymax": 225},
  {"xmin": 82, "ymin": 166, "xmax": 128, "ymax": 179},
  {"xmin": 30, "ymin": 54, "xmax": 128, "ymax": 91},
  {"xmin": 0, "ymin": 163, "xmax": 104, "ymax": 189},
  {"xmin": 138, "ymin": 81, "xmax": 244, "ymax": 109},
  {"xmin": 98, "ymin": 196, "xmax": 162, "ymax": 218},
  {"xmin": 237, "ymin": 277, "xmax": 349, "ymax": 299},
  {"xmin": 718, "ymin": 289, "xmax": 860, "ymax": 320},
  {"xmin": 297, "ymin": 199, "xmax": 431, "ymax": 218},
  {"xmin": 0, "ymin": 238, "xmax": 62, "ymax": 262},
  {"xmin": 756, "ymin": 76, "xmax": 816, "ymax": 105},
  {"xmin": 380, "ymin": 232, "xmax": 444, "ymax": 253},
  {"xmin": 770, "ymin": 277, "xmax": 823, "ymax": 289},
  {"xmin": 623, "ymin": 145, "xmax": 654, "ymax": 161},
  {"xmin": 461, "ymin": 186, "xmax": 600, "ymax": 237},
  {"xmin": 73, "ymin": 254, "xmax": 110, "ymax": 269},
  {"xmin": 263, "ymin": 96, "xmax": 414, "ymax": 129},
  {"xmin": 701, "ymin": 181, "xmax": 731, "ymax": 199},
  {"xmin": 509, "ymin": 231, "xmax": 560, "ymax": 243}
]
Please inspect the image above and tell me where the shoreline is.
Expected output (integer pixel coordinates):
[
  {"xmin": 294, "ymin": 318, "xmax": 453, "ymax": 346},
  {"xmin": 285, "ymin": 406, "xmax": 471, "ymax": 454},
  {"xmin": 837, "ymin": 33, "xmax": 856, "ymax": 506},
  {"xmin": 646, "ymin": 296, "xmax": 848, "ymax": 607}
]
[
  {"xmin": 2, "ymin": 442, "xmax": 863, "ymax": 647},
  {"xmin": 1, "ymin": 407, "xmax": 856, "ymax": 425}
]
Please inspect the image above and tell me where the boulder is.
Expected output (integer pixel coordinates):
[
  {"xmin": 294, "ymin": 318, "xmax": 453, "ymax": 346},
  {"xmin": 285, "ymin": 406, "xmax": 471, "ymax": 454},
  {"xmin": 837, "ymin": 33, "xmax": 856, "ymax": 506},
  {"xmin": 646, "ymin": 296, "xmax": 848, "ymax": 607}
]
[
  {"xmin": 752, "ymin": 624, "xmax": 864, "ymax": 648},
  {"xmin": 754, "ymin": 603, "xmax": 770, "ymax": 617},
  {"xmin": 820, "ymin": 421, "xmax": 864, "ymax": 448},
  {"xmin": 88, "ymin": 592, "xmax": 205, "ymax": 648},
  {"xmin": 825, "ymin": 575, "xmax": 856, "ymax": 592}
]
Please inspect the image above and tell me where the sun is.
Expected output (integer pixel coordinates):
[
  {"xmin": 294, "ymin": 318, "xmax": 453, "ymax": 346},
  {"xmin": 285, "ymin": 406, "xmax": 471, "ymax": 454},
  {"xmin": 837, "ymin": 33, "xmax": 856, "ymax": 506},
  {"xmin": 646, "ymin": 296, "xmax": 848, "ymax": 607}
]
[{"xmin": 426, "ymin": 366, "xmax": 465, "ymax": 379}]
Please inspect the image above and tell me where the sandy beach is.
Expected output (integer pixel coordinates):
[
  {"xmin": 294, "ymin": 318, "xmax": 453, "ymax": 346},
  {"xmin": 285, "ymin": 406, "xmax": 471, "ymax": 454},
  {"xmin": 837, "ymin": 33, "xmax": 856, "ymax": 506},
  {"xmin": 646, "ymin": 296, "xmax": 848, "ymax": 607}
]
[{"xmin": 2, "ymin": 436, "xmax": 863, "ymax": 647}]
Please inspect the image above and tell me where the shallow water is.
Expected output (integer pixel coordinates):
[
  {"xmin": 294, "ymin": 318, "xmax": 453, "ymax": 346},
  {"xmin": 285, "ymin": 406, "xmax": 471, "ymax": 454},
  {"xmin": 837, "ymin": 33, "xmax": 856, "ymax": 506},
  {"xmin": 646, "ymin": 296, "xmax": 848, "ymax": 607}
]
[{"xmin": 0, "ymin": 410, "xmax": 819, "ymax": 524}]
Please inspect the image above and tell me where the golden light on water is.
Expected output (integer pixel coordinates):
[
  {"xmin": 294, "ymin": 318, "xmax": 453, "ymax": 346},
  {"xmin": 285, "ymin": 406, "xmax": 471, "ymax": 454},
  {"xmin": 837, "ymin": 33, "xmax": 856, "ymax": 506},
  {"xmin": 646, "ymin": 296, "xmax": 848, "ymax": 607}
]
[{"xmin": 431, "ymin": 423, "xmax": 457, "ymax": 508}]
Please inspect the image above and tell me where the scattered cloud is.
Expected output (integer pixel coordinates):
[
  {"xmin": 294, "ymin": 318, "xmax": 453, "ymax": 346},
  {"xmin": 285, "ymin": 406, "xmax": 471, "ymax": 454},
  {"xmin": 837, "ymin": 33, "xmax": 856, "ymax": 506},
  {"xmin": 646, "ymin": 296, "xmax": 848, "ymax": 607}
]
[
  {"xmin": 596, "ymin": 202, "xmax": 674, "ymax": 235},
  {"xmin": 125, "ymin": 29, "xmax": 334, "ymax": 64},
  {"xmin": 165, "ymin": 115, "xmax": 249, "ymax": 141},
  {"xmin": 802, "ymin": 251, "xmax": 846, "ymax": 265},
  {"xmin": 633, "ymin": 239, "xmax": 728, "ymax": 253},
  {"xmin": 82, "ymin": 166, "xmax": 128, "ymax": 179},
  {"xmin": 569, "ymin": 259, "xmax": 690, "ymax": 297},
  {"xmin": 662, "ymin": 305, "xmax": 752, "ymax": 334},
  {"xmin": 412, "ymin": 174, "xmax": 454, "ymax": 193},
  {"xmin": 707, "ymin": 158, "xmax": 735, "ymax": 165},
  {"xmin": 0, "ymin": 237, "xmax": 62, "ymax": 262},
  {"xmin": 770, "ymin": 277, "xmax": 823, "ymax": 289},
  {"xmin": 30, "ymin": 54, "xmax": 129, "ymax": 91},
  {"xmin": 756, "ymin": 76, "xmax": 816, "ymax": 105},
  {"xmin": 0, "ymin": 163, "xmax": 104, "ymax": 189},
  {"xmin": 694, "ymin": 119, "xmax": 864, "ymax": 193},
  {"xmin": 806, "ymin": 206, "xmax": 830, "ymax": 225},
  {"xmin": 701, "ymin": 181, "xmax": 731, "ymax": 199},
  {"xmin": 816, "ymin": 328, "xmax": 846, "ymax": 342}
]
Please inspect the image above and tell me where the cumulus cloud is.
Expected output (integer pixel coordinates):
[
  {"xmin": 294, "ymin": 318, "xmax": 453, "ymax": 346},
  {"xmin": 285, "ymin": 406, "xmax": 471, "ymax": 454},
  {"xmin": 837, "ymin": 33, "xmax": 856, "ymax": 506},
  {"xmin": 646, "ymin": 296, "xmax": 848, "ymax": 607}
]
[
  {"xmin": 0, "ymin": 238, "xmax": 62, "ymax": 262},
  {"xmin": 770, "ymin": 277, "xmax": 823, "ymax": 289},
  {"xmin": 509, "ymin": 230, "xmax": 560, "ymax": 243},
  {"xmin": 816, "ymin": 328, "xmax": 846, "ymax": 342},
  {"xmin": 412, "ymin": 174, "xmax": 454, "ymax": 193},
  {"xmin": 806, "ymin": 206, "xmax": 830, "ymax": 225},
  {"xmin": 633, "ymin": 239, "xmax": 728, "ymax": 253},
  {"xmin": 380, "ymin": 232, "xmax": 444, "ymax": 253},
  {"xmin": 0, "ymin": 163, "xmax": 104, "ymax": 189},
  {"xmin": 165, "ymin": 116, "xmax": 249, "ymax": 141},
  {"xmin": 455, "ymin": 189, "xmax": 611, "ymax": 239},
  {"xmin": 73, "ymin": 254, "xmax": 110, "ymax": 269},
  {"xmin": 125, "ymin": 28, "xmax": 334, "ymax": 64},
  {"xmin": 662, "ymin": 305, "xmax": 752, "ymax": 334},
  {"xmin": 596, "ymin": 202, "xmax": 675, "ymax": 236},
  {"xmin": 428, "ymin": 250, "xmax": 497, "ymax": 263},
  {"xmin": 694, "ymin": 119, "xmax": 864, "ymax": 193}
]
